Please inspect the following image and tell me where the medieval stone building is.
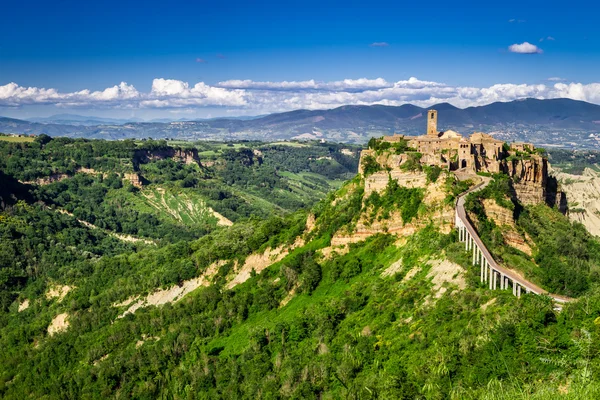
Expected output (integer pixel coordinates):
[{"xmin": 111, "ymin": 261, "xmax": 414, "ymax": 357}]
[
  {"xmin": 361, "ymin": 110, "xmax": 565, "ymax": 209},
  {"xmin": 383, "ymin": 110, "xmax": 506, "ymax": 173}
]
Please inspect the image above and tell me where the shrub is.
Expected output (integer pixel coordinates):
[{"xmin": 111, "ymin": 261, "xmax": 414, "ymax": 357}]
[{"xmin": 361, "ymin": 155, "xmax": 381, "ymax": 177}]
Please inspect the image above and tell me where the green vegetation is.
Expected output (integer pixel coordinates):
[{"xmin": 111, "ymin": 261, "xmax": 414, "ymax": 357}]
[
  {"xmin": 367, "ymin": 136, "xmax": 410, "ymax": 154},
  {"xmin": 360, "ymin": 154, "xmax": 381, "ymax": 177},
  {"xmin": 363, "ymin": 177, "xmax": 424, "ymax": 223},
  {"xmin": 464, "ymin": 175, "xmax": 600, "ymax": 297},
  {"xmin": 423, "ymin": 164, "xmax": 442, "ymax": 183},
  {"xmin": 548, "ymin": 149, "xmax": 600, "ymax": 175},
  {"xmin": 518, "ymin": 205, "xmax": 598, "ymax": 296},
  {"xmin": 0, "ymin": 134, "xmax": 34, "ymax": 143},
  {"xmin": 0, "ymin": 137, "xmax": 360, "ymax": 241},
  {"xmin": 400, "ymin": 152, "xmax": 423, "ymax": 172},
  {"xmin": 3, "ymin": 138, "xmax": 600, "ymax": 398},
  {"xmin": 444, "ymin": 174, "xmax": 473, "ymax": 205},
  {"xmin": 467, "ymin": 174, "xmax": 515, "ymax": 210}
]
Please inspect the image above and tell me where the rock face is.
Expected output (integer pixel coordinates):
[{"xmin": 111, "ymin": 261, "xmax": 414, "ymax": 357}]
[
  {"xmin": 497, "ymin": 156, "xmax": 566, "ymax": 212},
  {"xmin": 125, "ymin": 173, "xmax": 143, "ymax": 188},
  {"xmin": 359, "ymin": 149, "xmax": 408, "ymax": 175},
  {"xmin": 134, "ymin": 148, "xmax": 201, "ymax": 167},
  {"xmin": 364, "ymin": 171, "xmax": 427, "ymax": 196},
  {"xmin": 482, "ymin": 199, "xmax": 514, "ymax": 226},
  {"xmin": 481, "ymin": 199, "xmax": 532, "ymax": 255},
  {"xmin": 501, "ymin": 156, "xmax": 547, "ymax": 205},
  {"xmin": 553, "ymin": 167, "xmax": 600, "ymax": 236}
]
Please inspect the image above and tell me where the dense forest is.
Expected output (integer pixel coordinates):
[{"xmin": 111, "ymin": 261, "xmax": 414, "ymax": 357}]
[{"xmin": 2, "ymin": 135, "xmax": 600, "ymax": 398}]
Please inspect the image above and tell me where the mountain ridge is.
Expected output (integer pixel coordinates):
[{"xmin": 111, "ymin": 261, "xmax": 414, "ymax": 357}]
[{"xmin": 2, "ymin": 98, "xmax": 600, "ymax": 147}]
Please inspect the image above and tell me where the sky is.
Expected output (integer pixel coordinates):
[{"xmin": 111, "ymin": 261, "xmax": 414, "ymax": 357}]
[{"xmin": 1, "ymin": 0, "xmax": 599, "ymax": 120}]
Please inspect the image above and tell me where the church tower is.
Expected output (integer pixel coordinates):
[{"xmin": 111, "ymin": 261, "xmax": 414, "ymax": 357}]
[{"xmin": 427, "ymin": 109, "xmax": 438, "ymax": 136}]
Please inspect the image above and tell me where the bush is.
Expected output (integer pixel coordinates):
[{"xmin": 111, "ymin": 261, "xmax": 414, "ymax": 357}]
[
  {"xmin": 424, "ymin": 165, "xmax": 442, "ymax": 183},
  {"xmin": 361, "ymin": 155, "xmax": 381, "ymax": 177}
]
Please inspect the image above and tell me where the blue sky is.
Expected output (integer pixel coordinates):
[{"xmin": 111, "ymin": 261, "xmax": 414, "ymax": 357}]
[{"xmin": 1, "ymin": 0, "xmax": 599, "ymax": 119}]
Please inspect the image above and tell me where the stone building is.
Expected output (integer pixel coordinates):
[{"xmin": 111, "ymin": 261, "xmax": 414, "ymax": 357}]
[
  {"xmin": 363, "ymin": 110, "xmax": 561, "ymax": 209},
  {"xmin": 382, "ymin": 109, "xmax": 508, "ymax": 173}
]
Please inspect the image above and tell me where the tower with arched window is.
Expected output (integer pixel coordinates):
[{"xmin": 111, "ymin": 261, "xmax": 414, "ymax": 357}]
[{"xmin": 427, "ymin": 110, "xmax": 438, "ymax": 136}]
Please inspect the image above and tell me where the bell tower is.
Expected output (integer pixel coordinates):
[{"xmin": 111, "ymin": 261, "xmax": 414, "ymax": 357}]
[{"xmin": 427, "ymin": 109, "xmax": 438, "ymax": 136}]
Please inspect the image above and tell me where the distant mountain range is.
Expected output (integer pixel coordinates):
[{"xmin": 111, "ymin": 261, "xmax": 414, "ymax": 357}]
[
  {"xmin": 27, "ymin": 114, "xmax": 145, "ymax": 126},
  {"xmin": 3, "ymin": 98, "xmax": 600, "ymax": 148}
]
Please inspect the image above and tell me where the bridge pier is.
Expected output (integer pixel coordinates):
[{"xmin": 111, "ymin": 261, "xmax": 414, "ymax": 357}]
[
  {"xmin": 484, "ymin": 260, "xmax": 488, "ymax": 282},
  {"xmin": 480, "ymin": 259, "xmax": 484, "ymax": 282}
]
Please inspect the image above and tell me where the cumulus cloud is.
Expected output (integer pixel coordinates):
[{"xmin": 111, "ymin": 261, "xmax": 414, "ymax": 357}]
[
  {"xmin": 217, "ymin": 78, "xmax": 392, "ymax": 91},
  {"xmin": 508, "ymin": 42, "xmax": 543, "ymax": 54},
  {"xmin": 3, "ymin": 77, "xmax": 600, "ymax": 113},
  {"xmin": 369, "ymin": 42, "xmax": 389, "ymax": 47},
  {"xmin": 0, "ymin": 82, "xmax": 140, "ymax": 107}
]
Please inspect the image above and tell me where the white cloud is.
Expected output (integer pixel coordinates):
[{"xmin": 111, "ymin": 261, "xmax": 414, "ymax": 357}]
[
  {"xmin": 2, "ymin": 77, "xmax": 600, "ymax": 113},
  {"xmin": 0, "ymin": 82, "xmax": 140, "ymax": 107},
  {"xmin": 548, "ymin": 77, "xmax": 565, "ymax": 82},
  {"xmin": 217, "ymin": 78, "xmax": 392, "ymax": 91},
  {"xmin": 508, "ymin": 42, "xmax": 543, "ymax": 54},
  {"xmin": 369, "ymin": 42, "xmax": 389, "ymax": 47}
]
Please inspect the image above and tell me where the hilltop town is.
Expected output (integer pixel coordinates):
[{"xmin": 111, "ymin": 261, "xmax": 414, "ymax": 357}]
[{"xmin": 360, "ymin": 109, "xmax": 566, "ymax": 210}]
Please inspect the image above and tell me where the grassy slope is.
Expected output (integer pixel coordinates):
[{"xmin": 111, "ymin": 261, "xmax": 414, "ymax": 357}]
[
  {"xmin": 0, "ymin": 136, "xmax": 34, "ymax": 143},
  {"xmin": 4, "ymin": 149, "xmax": 600, "ymax": 398},
  {"xmin": 3, "ymin": 173, "xmax": 600, "ymax": 399},
  {"xmin": 107, "ymin": 186, "xmax": 220, "ymax": 226}
]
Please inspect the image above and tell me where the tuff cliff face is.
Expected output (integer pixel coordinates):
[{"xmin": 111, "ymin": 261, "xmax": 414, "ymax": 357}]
[
  {"xmin": 358, "ymin": 149, "xmax": 408, "ymax": 175},
  {"xmin": 133, "ymin": 148, "xmax": 201, "ymax": 167},
  {"xmin": 480, "ymin": 199, "xmax": 532, "ymax": 255},
  {"xmin": 499, "ymin": 155, "xmax": 566, "ymax": 212},
  {"xmin": 360, "ymin": 139, "xmax": 566, "ymax": 213},
  {"xmin": 500, "ymin": 156, "xmax": 548, "ymax": 205}
]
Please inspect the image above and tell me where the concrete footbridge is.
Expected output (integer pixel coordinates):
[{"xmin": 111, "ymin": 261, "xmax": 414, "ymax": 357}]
[{"xmin": 454, "ymin": 177, "xmax": 572, "ymax": 305}]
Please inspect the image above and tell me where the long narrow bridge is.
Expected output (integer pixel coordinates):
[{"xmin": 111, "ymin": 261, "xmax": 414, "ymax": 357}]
[{"xmin": 454, "ymin": 177, "xmax": 572, "ymax": 305}]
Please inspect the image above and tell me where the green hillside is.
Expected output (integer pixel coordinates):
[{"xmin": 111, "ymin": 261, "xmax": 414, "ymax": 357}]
[
  {"xmin": 0, "ymin": 136, "xmax": 360, "ymax": 243},
  {"xmin": 1, "ymin": 139, "xmax": 600, "ymax": 399}
]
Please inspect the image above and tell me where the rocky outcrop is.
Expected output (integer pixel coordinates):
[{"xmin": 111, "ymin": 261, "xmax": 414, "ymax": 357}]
[
  {"xmin": 22, "ymin": 173, "xmax": 70, "ymax": 186},
  {"xmin": 482, "ymin": 199, "xmax": 514, "ymax": 226},
  {"xmin": 133, "ymin": 148, "xmax": 201, "ymax": 168},
  {"xmin": 501, "ymin": 156, "xmax": 547, "ymax": 205},
  {"xmin": 359, "ymin": 149, "xmax": 408, "ymax": 175},
  {"xmin": 553, "ymin": 167, "xmax": 600, "ymax": 236},
  {"xmin": 125, "ymin": 173, "xmax": 143, "ymax": 188},
  {"xmin": 364, "ymin": 171, "xmax": 427, "ymax": 196},
  {"xmin": 481, "ymin": 199, "xmax": 532, "ymax": 255}
]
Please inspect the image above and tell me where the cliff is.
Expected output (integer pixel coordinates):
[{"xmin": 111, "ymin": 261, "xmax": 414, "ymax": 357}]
[
  {"xmin": 133, "ymin": 148, "xmax": 201, "ymax": 168},
  {"xmin": 500, "ymin": 156, "xmax": 547, "ymax": 205}
]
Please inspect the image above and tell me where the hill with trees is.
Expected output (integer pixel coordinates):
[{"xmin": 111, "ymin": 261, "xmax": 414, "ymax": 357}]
[{"xmin": 1, "ymin": 137, "xmax": 600, "ymax": 398}]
